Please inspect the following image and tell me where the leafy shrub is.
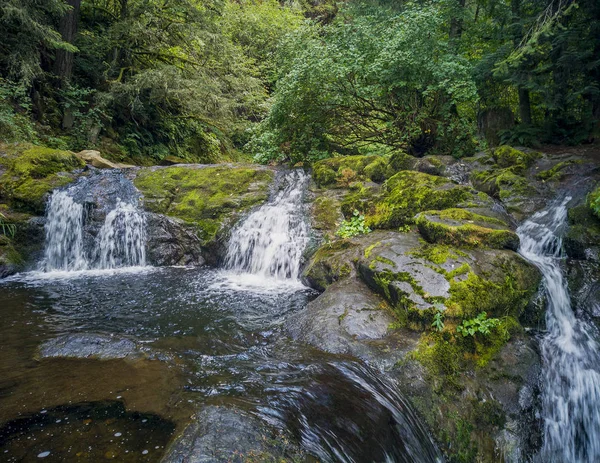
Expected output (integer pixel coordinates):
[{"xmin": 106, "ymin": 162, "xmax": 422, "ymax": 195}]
[
  {"xmin": 589, "ymin": 187, "xmax": 600, "ymax": 220},
  {"xmin": 456, "ymin": 312, "xmax": 501, "ymax": 337},
  {"xmin": 336, "ymin": 209, "xmax": 371, "ymax": 238},
  {"xmin": 431, "ymin": 304, "xmax": 445, "ymax": 332}
]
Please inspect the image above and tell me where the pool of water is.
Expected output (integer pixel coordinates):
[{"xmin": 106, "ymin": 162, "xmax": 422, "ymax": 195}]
[{"xmin": 0, "ymin": 267, "xmax": 442, "ymax": 462}]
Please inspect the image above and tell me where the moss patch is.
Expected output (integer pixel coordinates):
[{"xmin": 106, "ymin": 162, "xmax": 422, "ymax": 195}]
[
  {"xmin": 492, "ymin": 145, "xmax": 540, "ymax": 171},
  {"xmin": 312, "ymin": 154, "xmax": 407, "ymax": 188},
  {"xmin": 366, "ymin": 171, "xmax": 473, "ymax": 228},
  {"xmin": 0, "ymin": 143, "xmax": 84, "ymax": 213},
  {"xmin": 415, "ymin": 209, "xmax": 519, "ymax": 250},
  {"xmin": 537, "ymin": 159, "xmax": 582, "ymax": 182},
  {"xmin": 134, "ymin": 165, "xmax": 273, "ymax": 245}
]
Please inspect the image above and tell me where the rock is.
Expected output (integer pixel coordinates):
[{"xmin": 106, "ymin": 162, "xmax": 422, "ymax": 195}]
[
  {"xmin": 0, "ymin": 144, "xmax": 84, "ymax": 214},
  {"xmin": 162, "ymin": 406, "xmax": 298, "ymax": 463},
  {"xmin": 567, "ymin": 260, "xmax": 600, "ymax": 321},
  {"xmin": 415, "ymin": 208, "xmax": 520, "ymax": 251},
  {"xmin": 160, "ymin": 155, "xmax": 188, "ymax": 166},
  {"xmin": 564, "ymin": 203, "xmax": 600, "ymax": 261},
  {"xmin": 76, "ymin": 150, "xmax": 134, "ymax": 169},
  {"xmin": 134, "ymin": 165, "xmax": 274, "ymax": 257},
  {"xmin": 38, "ymin": 333, "xmax": 144, "ymax": 360},
  {"xmin": 365, "ymin": 170, "xmax": 475, "ymax": 228},
  {"xmin": 145, "ymin": 213, "xmax": 205, "ymax": 266},
  {"xmin": 313, "ymin": 155, "xmax": 394, "ymax": 188},
  {"xmin": 288, "ymin": 277, "xmax": 413, "ymax": 366}
]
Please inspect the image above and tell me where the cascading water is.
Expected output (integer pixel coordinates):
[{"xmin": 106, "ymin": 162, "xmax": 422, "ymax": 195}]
[
  {"xmin": 97, "ymin": 201, "xmax": 146, "ymax": 269},
  {"xmin": 41, "ymin": 172, "xmax": 146, "ymax": 272},
  {"xmin": 42, "ymin": 191, "xmax": 88, "ymax": 271},
  {"xmin": 518, "ymin": 197, "xmax": 600, "ymax": 462},
  {"xmin": 224, "ymin": 170, "xmax": 309, "ymax": 281}
]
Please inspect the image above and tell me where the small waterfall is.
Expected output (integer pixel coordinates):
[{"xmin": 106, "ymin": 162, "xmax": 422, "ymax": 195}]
[
  {"xmin": 97, "ymin": 202, "xmax": 146, "ymax": 269},
  {"xmin": 41, "ymin": 173, "xmax": 146, "ymax": 272},
  {"xmin": 43, "ymin": 191, "xmax": 87, "ymax": 271},
  {"xmin": 518, "ymin": 197, "xmax": 600, "ymax": 462},
  {"xmin": 225, "ymin": 170, "xmax": 309, "ymax": 281}
]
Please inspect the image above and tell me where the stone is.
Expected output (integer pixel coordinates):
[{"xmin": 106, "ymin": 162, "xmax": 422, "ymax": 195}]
[{"xmin": 76, "ymin": 150, "xmax": 134, "ymax": 169}]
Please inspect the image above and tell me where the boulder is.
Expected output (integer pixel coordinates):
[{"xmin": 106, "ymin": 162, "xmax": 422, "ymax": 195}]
[
  {"xmin": 145, "ymin": 213, "xmax": 205, "ymax": 266},
  {"xmin": 76, "ymin": 150, "xmax": 134, "ymax": 169}
]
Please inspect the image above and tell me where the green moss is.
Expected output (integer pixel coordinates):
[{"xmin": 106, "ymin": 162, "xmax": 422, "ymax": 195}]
[
  {"xmin": 588, "ymin": 186, "xmax": 600, "ymax": 220},
  {"xmin": 492, "ymin": 145, "xmax": 540, "ymax": 171},
  {"xmin": 341, "ymin": 184, "xmax": 377, "ymax": 217},
  {"xmin": 388, "ymin": 150, "xmax": 415, "ymax": 172},
  {"xmin": 0, "ymin": 144, "xmax": 84, "ymax": 213},
  {"xmin": 472, "ymin": 166, "xmax": 529, "ymax": 201},
  {"xmin": 302, "ymin": 239, "xmax": 357, "ymax": 290},
  {"xmin": 134, "ymin": 165, "xmax": 273, "ymax": 244},
  {"xmin": 537, "ymin": 159, "xmax": 582, "ymax": 182},
  {"xmin": 312, "ymin": 154, "xmax": 404, "ymax": 187},
  {"xmin": 364, "ymin": 241, "xmax": 381, "ymax": 258},
  {"xmin": 409, "ymin": 242, "xmax": 468, "ymax": 265},
  {"xmin": 473, "ymin": 316, "xmax": 520, "ymax": 367},
  {"xmin": 312, "ymin": 196, "xmax": 340, "ymax": 232},
  {"xmin": 367, "ymin": 171, "xmax": 472, "ymax": 228},
  {"xmin": 415, "ymin": 209, "xmax": 519, "ymax": 250},
  {"xmin": 364, "ymin": 157, "xmax": 388, "ymax": 182},
  {"xmin": 447, "ymin": 267, "xmax": 537, "ymax": 320}
]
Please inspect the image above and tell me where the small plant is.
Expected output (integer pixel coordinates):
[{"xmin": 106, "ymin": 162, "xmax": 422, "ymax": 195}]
[
  {"xmin": 0, "ymin": 213, "xmax": 16, "ymax": 238},
  {"xmin": 456, "ymin": 312, "xmax": 500, "ymax": 337},
  {"xmin": 336, "ymin": 209, "xmax": 371, "ymax": 238},
  {"xmin": 431, "ymin": 303, "xmax": 445, "ymax": 332},
  {"xmin": 398, "ymin": 224, "xmax": 411, "ymax": 233}
]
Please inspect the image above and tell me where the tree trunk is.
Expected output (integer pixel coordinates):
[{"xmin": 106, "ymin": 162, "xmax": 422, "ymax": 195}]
[
  {"xmin": 518, "ymin": 88, "xmax": 532, "ymax": 125},
  {"xmin": 53, "ymin": 0, "xmax": 81, "ymax": 82},
  {"xmin": 450, "ymin": 0, "xmax": 466, "ymax": 44}
]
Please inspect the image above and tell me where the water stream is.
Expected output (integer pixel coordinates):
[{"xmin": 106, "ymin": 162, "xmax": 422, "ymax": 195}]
[
  {"xmin": 0, "ymin": 169, "xmax": 443, "ymax": 462},
  {"xmin": 41, "ymin": 172, "xmax": 146, "ymax": 272},
  {"xmin": 518, "ymin": 197, "xmax": 600, "ymax": 462}
]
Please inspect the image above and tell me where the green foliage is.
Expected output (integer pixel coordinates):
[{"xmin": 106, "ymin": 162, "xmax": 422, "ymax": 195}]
[
  {"xmin": 335, "ymin": 210, "xmax": 371, "ymax": 238},
  {"xmin": 0, "ymin": 213, "xmax": 16, "ymax": 238},
  {"xmin": 252, "ymin": 1, "xmax": 479, "ymax": 163},
  {"xmin": 431, "ymin": 304, "xmax": 446, "ymax": 332},
  {"xmin": 589, "ymin": 187, "xmax": 600, "ymax": 220},
  {"xmin": 456, "ymin": 312, "xmax": 501, "ymax": 337}
]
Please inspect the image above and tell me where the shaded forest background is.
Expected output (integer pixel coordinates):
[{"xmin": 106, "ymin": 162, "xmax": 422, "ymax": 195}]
[{"xmin": 1, "ymin": 0, "xmax": 599, "ymax": 165}]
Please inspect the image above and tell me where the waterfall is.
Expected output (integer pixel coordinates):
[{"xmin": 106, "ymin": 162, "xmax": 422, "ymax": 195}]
[
  {"xmin": 43, "ymin": 191, "xmax": 88, "ymax": 271},
  {"xmin": 42, "ymin": 180, "xmax": 146, "ymax": 272},
  {"xmin": 224, "ymin": 170, "xmax": 309, "ymax": 281},
  {"xmin": 518, "ymin": 197, "xmax": 600, "ymax": 462}
]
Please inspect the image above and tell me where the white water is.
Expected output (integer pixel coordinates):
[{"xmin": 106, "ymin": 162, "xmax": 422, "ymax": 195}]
[
  {"xmin": 97, "ymin": 202, "xmax": 146, "ymax": 269},
  {"xmin": 42, "ymin": 191, "xmax": 87, "ymax": 271},
  {"xmin": 42, "ymin": 190, "xmax": 146, "ymax": 272},
  {"xmin": 518, "ymin": 197, "xmax": 600, "ymax": 462},
  {"xmin": 224, "ymin": 170, "xmax": 309, "ymax": 285}
]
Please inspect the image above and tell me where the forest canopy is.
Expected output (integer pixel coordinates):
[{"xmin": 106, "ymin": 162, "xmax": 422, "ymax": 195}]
[{"xmin": 0, "ymin": 0, "xmax": 598, "ymax": 164}]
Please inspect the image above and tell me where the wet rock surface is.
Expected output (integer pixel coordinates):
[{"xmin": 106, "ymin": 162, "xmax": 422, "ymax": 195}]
[{"xmin": 38, "ymin": 333, "xmax": 144, "ymax": 360}]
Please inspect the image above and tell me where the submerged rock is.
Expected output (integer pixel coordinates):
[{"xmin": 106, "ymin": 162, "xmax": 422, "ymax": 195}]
[
  {"xmin": 163, "ymin": 406, "xmax": 299, "ymax": 463},
  {"xmin": 38, "ymin": 333, "xmax": 144, "ymax": 360}
]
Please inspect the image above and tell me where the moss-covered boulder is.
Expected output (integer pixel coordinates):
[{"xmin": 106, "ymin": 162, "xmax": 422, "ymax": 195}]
[
  {"xmin": 356, "ymin": 231, "xmax": 539, "ymax": 326},
  {"xmin": 564, "ymin": 203, "xmax": 600, "ymax": 261},
  {"xmin": 0, "ymin": 144, "xmax": 84, "ymax": 214},
  {"xmin": 415, "ymin": 209, "xmax": 520, "ymax": 251},
  {"xmin": 366, "ymin": 171, "xmax": 474, "ymax": 228},
  {"xmin": 492, "ymin": 145, "xmax": 540, "ymax": 171},
  {"xmin": 312, "ymin": 154, "xmax": 404, "ymax": 188},
  {"xmin": 134, "ymin": 165, "xmax": 274, "ymax": 251}
]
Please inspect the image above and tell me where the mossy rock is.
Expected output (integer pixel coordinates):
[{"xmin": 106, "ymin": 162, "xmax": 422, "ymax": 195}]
[
  {"xmin": 492, "ymin": 145, "xmax": 540, "ymax": 171},
  {"xmin": 564, "ymin": 203, "xmax": 600, "ymax": 260},
  {"xmin": 589, "ymin": 186, "xmax": 600, "ymax": 220},
  {"xmin": 134, "ymin": 165, "xmax": 273, "ymax": 246},
  {"xmin": 536, "ymin": 159, "xmax": 583, "ymax": 182},
  {"xmin": 301, "ymin": 239, "xmax": 359, "ymax": 291},
  {"xmin": 311, "ymin": 195, "xmax": 343, "ymax": 235},
  {"xmin": 356, "ymin": 231, "xmax": 540, "ymax": 325},
  {"xmin": 312, "ymin": 154, "xmax": 406, "ymax": 188},
  {"xmin": 366, "ymin": 171, "xmax": 473, "ymax": 228},
  {"xmin": 0, "ymin": 143, "xmax": 84, "ymax": 214},
  {"xmin": 415, "ymin": 209, "xmax": 519, "ymax": 251}
]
